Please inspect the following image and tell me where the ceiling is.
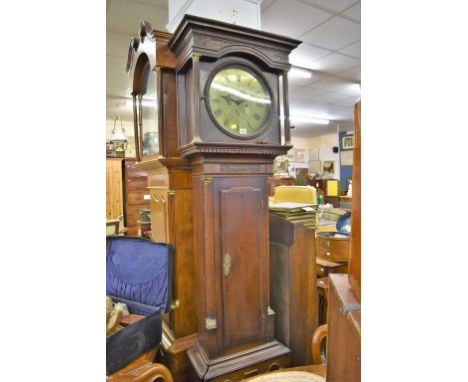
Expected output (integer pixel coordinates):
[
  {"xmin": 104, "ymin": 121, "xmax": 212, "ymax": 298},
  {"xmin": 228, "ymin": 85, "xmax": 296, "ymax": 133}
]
[{"xmin": 106, "ymin": 0, "xmax": 360, "ymax": 138}]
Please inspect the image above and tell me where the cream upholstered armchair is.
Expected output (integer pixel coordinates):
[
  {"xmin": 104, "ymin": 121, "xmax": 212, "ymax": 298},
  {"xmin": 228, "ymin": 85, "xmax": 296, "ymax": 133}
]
[{"xmin": 272, "ymin": 185, "xmax": 317, "ymax": 205}]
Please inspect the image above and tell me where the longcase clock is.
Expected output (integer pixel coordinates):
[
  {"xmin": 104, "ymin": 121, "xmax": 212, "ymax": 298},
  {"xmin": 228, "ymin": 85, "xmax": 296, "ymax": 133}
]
[
  {"xmin": 169, "ymin": 15, "xmax": 300, "ymax": 381},
  {"xmin": 126, "ymin": 21, "xmax": 197, "ymax": 381}
]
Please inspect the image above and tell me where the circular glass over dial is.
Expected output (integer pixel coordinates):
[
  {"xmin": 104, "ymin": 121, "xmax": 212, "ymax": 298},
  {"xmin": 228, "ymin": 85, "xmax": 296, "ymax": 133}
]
[{"xmin": 207, "ymin": 66, "xmax": 272, "ymax": 138}]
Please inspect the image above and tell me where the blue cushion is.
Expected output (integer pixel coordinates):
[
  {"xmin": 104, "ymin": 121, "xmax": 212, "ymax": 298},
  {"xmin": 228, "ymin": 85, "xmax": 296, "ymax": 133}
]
[{"xmin": 106, "ymin": 236, "xmax": 172, "ymax": 313}]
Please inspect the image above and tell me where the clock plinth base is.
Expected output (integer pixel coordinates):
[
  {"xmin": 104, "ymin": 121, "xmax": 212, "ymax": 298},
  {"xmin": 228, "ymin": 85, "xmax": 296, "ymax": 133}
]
[
  {"xmin": 188, "ymin": 340, "xmax": 290, "ymax": 382},
  {"xmin": 156, "ymin": 325, "xmax": 198, "ymax": 382}
]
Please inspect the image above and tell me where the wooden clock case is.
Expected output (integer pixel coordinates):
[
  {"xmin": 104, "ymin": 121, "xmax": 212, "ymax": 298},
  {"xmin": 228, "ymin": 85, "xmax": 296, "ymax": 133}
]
[
  {"xmin": 126, "ymin": 21, "xmax": 197, "ymax": 381},
  {"xmin": 169, "ymin": 16, "xmax": 301, "ymax": 381}
]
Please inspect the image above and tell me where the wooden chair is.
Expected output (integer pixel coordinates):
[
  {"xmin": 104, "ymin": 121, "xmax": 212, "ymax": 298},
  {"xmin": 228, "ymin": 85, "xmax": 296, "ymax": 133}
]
[
  {"xmin": 243, "ymin": 325, "xmax": 328, "ymax": 382},
  {"xmin": 311, "ymin": 324, "xmax": 328, "ymax": 366},
  {"xmin": 107, "ymin": 348, "xmax": 173, "ymax": 382}
]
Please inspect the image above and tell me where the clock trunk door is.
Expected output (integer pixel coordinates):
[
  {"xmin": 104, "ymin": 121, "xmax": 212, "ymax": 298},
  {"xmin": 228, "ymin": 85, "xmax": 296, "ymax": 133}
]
[{"xmin": 218, "ymin": 179, "xmax": 267, "ymax": 349}]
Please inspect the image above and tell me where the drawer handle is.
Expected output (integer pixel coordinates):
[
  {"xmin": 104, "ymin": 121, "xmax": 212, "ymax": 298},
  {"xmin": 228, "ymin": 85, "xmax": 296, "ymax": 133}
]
[
  {"xmin": 244, "ymin": 369, "xmax": 259, "ymax": 378},
  {"xmin": 326, "ymin": 252, "xmax": 331, "ymax": 256}
]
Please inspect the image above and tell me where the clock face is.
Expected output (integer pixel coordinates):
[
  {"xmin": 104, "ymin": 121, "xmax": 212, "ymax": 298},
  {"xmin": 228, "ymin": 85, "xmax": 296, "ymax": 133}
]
[{"xmin": 207, "ymin": 66, "xmax": 272, "ymax": 138}]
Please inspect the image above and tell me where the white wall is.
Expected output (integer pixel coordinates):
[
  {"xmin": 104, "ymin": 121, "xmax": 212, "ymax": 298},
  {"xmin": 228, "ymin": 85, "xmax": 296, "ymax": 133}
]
[
  {"xmin": 290, "ymin": 136, "xmax": 311, "ymax": 168},
  {"xmin": 308, "ymin": 132, "xmax": 340, "ymax": 180}
]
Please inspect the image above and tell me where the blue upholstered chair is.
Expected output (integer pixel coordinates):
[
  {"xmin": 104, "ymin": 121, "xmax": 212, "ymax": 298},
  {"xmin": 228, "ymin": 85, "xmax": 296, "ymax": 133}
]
[{"xmin": 106, "ymin": 236, "xmax": 173, "ymax": 379}]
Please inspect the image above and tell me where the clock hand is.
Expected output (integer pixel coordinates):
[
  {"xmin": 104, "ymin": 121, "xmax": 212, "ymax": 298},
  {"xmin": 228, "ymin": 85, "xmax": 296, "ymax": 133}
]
[
  {"xmin": 231, "ymin": 97, "xmax": 244, "ymax": 106},
  {"xmin": 220, "ymin": 94, "xmax": 232, "ymax": 105}
]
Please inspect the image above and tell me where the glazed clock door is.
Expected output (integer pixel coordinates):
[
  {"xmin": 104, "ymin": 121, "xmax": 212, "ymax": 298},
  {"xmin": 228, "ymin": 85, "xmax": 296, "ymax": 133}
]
[
  {"xmin": 214, "ymin": 177, "xmax": 270, "ymax": 350},
  {"xmin": 206, "ymin": 66, "xmax": 272, "ymax": 139},
  {"xmin": 133, "ymin": 57, "xmax": 159, "ymax": 161},
  {"xmin": 196, "ymin": 56, "xmax": 281, "ymax": 146}
]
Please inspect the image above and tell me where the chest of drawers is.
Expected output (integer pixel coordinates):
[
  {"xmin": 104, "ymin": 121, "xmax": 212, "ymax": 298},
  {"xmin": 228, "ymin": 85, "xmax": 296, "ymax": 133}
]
[{"xmin": 123, "ymin": 160, "xmax": 150, "ymax": 236}]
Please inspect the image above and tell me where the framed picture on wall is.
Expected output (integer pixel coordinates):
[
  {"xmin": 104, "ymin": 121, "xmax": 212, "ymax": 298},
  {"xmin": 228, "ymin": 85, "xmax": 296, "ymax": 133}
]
[
  {"xmin": 273, "ymin": 158, "xmax": 289, "ymax": 174},
  {"xmin": 286, "ymin": 148, "xmax": 295, "ymax": 161},
  {"xmin": 342, "ymin": 136, "xmax": 354, "ymax": 150},
  {"xmin": 309, "ymin": 148, "xmax": 319, "ymax": 160},
  {"xmin": 340, "ymin": 150, "xmax": 353, "ymax": 166},
  {"xmin": 308, "ymin": 160, "xmax": 322, "ymax": 174},
  {"xmin": 323, "ymin": 160, "xmax": 335, "ymax": 174},
  {"xmin": 295, "ymin": 149, "xmax": 306, "ymax": 162}
]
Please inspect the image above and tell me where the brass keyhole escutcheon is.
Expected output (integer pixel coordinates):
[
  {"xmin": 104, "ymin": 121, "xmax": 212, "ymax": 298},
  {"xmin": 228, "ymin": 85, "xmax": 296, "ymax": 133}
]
[{"xmin": 223, "ymin": 253, "xmax": 231, "ymax": 277}]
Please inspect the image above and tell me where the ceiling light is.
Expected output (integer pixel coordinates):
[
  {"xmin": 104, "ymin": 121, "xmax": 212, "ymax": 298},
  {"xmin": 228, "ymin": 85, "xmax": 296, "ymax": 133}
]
[
  {"xmin": 288, "ymin": 67, "xmax": 312, "ymax": 79},
  {"xmin": 290, "ymin": 115, "xmax": 329, "ymax": 125},
  {"xmin": 280, "ymin": 114, "xmax": 330, "ymax": 125},
  {"xmin": 108, "ymin": 115, "xmax": 128, "ymax": 158}
]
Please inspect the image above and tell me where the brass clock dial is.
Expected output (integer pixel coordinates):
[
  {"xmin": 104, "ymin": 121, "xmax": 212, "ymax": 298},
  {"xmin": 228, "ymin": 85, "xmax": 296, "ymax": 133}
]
[{"xmin": 207, "ymin": 66, "xmax": 272, "ymax": 138}]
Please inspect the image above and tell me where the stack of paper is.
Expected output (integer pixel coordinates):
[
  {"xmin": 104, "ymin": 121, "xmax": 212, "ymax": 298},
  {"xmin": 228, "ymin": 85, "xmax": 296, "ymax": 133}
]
[{"xmin": 269, "ymin": 202, "xmax": 318, "ymax": 229}]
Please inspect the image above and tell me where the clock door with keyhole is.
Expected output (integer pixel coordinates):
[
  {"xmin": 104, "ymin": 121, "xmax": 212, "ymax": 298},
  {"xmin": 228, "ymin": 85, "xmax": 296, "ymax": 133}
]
[{"xmin": 216, "ymin": 178, "xmax": 269, "ymax": 349}]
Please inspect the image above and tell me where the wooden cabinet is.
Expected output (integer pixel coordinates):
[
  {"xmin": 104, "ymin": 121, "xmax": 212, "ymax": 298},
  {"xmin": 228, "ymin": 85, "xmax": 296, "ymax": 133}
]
[
  {"xmin": 315, "ymin": 258, "xmax": 348, "ymax": 278},
  {"xmin": 123, "ymin": 160, "xmax": 150, "ymax": 236},
  {"xmin": 106, "ymin": 159, "xmax": 150, "ymax": 236},
  {"xmin": 349, "ymin": 100, "xmax": 361, "ymax": 301},
  {"xmin": 325, "ymin": 196, "xmax": 340, "ymax": 208},
  {"xmin": 269, "ymin": 176, "xmax": 295, "ymax": 196},
  {"xmin": 315, "ymin": 233, "xmax": 350, "ymax": 278},
  {"xmin": 326, "ymin": 274, "xmax": 361, "ymax": 382},
  {"xmin": 106, "ymin": 159, "xmax": 124, "ymax": 220},
  {"xmin": 269, "ymin": 214, "xmax": 318, "ymax": 366},
  {"xmin": 308, "ymin": 178, "xmax": 324, "ymax": 191},
  {"xmin": 316, "ymin": 234, "xmax": 350, "ymax": 263},
  {"xmin": 326, "ymin": 100, "xmax": 361, "ymax": 380}
]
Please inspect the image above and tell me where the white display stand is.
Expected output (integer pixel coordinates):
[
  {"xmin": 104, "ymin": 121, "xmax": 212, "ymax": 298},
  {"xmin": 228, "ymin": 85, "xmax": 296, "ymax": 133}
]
[{"xmin": 167, "ymin": 0, "xmax": 262, "ymax": 33}]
